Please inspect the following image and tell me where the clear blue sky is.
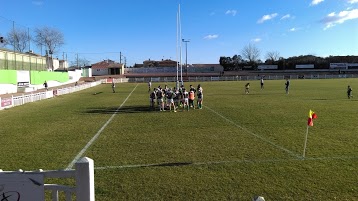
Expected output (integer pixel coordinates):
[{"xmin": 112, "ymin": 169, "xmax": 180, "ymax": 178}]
[{"xmin": 1, "ymin": 0, "xmax": 357, "ymax": 66}]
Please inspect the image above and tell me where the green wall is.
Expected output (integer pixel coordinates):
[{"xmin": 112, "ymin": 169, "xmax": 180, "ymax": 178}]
[
  {"xmin": 0, "ymin": 70, "xmax": 69, "ymax": 85},
  {"xmin": 30, "ymin": 71, "xmax": 69, "ymax": 85},
  {"xmin": 0, "ymin": 70, "xmax": 17, "ymax": 84}
]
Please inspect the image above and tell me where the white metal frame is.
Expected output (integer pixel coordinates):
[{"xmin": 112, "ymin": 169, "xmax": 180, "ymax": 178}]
[{"xmin": 0, "ymin": 157, "xmax": 95, "ymax": 201}]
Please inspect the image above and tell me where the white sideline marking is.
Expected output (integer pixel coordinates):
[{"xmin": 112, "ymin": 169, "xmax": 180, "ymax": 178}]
[
  {"xmin": 205, "ymin": 105, "xmax": 301, "ymax": 158},
  {"xmin": 94, "ymin": 155, "xmax": 358, "ymax": 170},
  {"xmin": 66, "ymin": 84, "xmax": 139, "ymax": 170}
]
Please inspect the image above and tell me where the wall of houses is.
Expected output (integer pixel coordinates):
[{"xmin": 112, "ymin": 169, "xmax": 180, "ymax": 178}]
[{"xmin": 92, "ymin": 68, "xmax": 109, "ymax": 76}]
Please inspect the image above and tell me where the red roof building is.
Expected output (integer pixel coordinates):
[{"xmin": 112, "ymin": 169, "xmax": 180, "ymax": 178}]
[{"xmin": 92, "ymin": 60, "xmax": 124, "ymax": 76}]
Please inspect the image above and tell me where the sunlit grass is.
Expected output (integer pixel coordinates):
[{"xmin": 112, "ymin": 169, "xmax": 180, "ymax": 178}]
[{"xmin": 1, "ymin": 79, "xmax": 358, "ymax": 200}]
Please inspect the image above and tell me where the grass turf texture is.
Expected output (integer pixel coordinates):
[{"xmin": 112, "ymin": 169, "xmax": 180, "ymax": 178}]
[{"xmin": 1, "ymin": 78, "xmax": 358, "ymax": 200}]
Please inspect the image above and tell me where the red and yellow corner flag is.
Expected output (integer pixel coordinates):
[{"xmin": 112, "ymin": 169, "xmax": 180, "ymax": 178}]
[{"xmin": 307, "ymin": 110, "xmax": 317, "ymax": 126}]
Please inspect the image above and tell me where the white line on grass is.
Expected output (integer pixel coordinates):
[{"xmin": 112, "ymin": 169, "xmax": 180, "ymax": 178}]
[
  {"xmin": 66, "ymin": 84, "xmax": 139, "ymax": 170},
  {"xmin": 204, "ymin": 105, "xmax": 301, "ymax": 158}
]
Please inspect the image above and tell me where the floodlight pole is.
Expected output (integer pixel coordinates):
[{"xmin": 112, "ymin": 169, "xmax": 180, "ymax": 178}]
[{"xmin": 182, "ymin": 39, "xmax": 190, "ymax": 79}]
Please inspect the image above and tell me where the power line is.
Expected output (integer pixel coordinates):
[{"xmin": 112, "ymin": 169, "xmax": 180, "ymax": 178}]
[{"xmin": 0, "ymin": 15, "xmax": 31, "ymax": 30}]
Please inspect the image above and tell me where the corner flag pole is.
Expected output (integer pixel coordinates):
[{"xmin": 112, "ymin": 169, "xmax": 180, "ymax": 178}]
[
  {"xmin": 303, "ymin": 125, "xmax": 309, "ymax": 158},
  {"xmin": 304, "ymin": 110, "xmax": 317, "ymax": 158}
]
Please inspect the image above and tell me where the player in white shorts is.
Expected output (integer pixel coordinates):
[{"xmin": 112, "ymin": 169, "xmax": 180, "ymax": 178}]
[
  {"xmin": 166, "ymin": 88, "xmax": 177, "ymax": 112},
  {"xmin": 182, "ymin": 89, "xmax": 189, "ymax": 111},
  {"xmin": 156, "ymin": 88, "xmax": 165, "ymax": 111}
]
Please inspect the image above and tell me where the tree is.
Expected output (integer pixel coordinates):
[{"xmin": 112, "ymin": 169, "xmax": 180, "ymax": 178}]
[
  {"xmin": 6, "ymin": 28, "xmax": 30, "ymax": 52},
  {"xmin": 34, "ymin": 26, "xmax": 64, "ymax": 70},
  {"xmin": 241, "ymin": 43, "xmax": 260, "ymax": 63},
  {"xmin": 34, "ymin": 26, "xmax": 64, "ymax": 54},
  {"xmin": 219, "ymin": 56, "xmax": 233, "ymax": 71},
  {"xmin": 266, "ymin": 51, "xmax": 280, "ymax": 64},
  {"xmin": 232, "ymin": 54, "xmax": 243, "ymax": 70}
]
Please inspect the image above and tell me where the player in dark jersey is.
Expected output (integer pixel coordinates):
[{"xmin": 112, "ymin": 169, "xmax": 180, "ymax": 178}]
[
  {"xmin": 197, "ymin": 89, "xmax": 203, "ymax": 109},
  {"xmin": 149, "ymin": 89, "xmax": 156, "ymax": 109},
  {"xmin": 347, "ymin": 85, "xmax": 353, "ymax": 99},
  {"xmin": 173, "ymin": 87, "xmax": 180, "ymax": 108}
]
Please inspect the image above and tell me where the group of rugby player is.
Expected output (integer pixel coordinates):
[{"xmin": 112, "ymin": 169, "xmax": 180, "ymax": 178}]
[{"xmin": 149, "ymin": 83, "xmax": 203, "ymax": 112}]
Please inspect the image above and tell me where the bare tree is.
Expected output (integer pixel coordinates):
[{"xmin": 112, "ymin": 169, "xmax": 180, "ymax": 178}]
[
  {"xmin": 266, "ymin": 51, "xmax": 280, "ymax": 62},
  {"xmin": 241, "ymin": 43, "xmax": 260, "ymax": 63},
  {"xmin": 34, "ymin": 26, "xmax": 64, "ymax": 70},
  {"xmin": 34, "ymin": 26, "xmax": 64, "ymax": 54},
  {"xmin": 6, "ymin": 28, "xmax": 30, "ymax": 52}
]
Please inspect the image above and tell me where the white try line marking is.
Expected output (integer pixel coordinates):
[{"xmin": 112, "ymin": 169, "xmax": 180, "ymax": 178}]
[
  {"xmin": 66, "ymin": 84, "xmax": 139, "ymax": 170},
  {"xmin": 204, "ymin": 105, "xmax": 301, "ymax": 158}
]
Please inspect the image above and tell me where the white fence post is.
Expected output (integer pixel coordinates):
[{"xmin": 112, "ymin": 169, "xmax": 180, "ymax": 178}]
[{"xmin": 75, "ymin": 157, "xmax": 95, "ymax": 201}]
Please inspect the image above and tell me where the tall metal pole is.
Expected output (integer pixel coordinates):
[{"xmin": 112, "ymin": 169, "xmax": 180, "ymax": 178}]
[
  {"xmin": 178, "ymin": 4, "xmax": 183, "ymax": 84},
  {"xmin": 176, "ymin": 10, "xmax": 179, "ymax": 89},
  {"xmin": 28, "ymin": 27, "xmax": 31, "ymax": 71},
  {"xmin": 28, "ymin": 27, "xmax": 31, "ymax": 52},
  {"xmin": 62, "ymin": 52, "xmax": 65, "ymax": 70},
  {"xmin": 182, "ymin": 39, "xmax": 190, "ymax": 78},
  {"xmin": 13, "ymin": 21, "xmax": 16, "ymax": 70}
]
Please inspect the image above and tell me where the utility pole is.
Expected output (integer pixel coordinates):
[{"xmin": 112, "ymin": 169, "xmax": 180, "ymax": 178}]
[
  {"xmin": 13, "ymin": 21, "xmax": 16, "ymax": 70},
  {"xmin": 28, "ymin": 27, "xmax": 31, "ymax": 71},
  {"xmin": 28, "ymin": 27, "xmax": 30, "ymax": 52},
  {"xmin": 120, "ymin": 52, "xmax": 122, "ymax": 64},
  {"xmin": 62, "ymin": 52, "xmax": 65, "ymax": 70}
]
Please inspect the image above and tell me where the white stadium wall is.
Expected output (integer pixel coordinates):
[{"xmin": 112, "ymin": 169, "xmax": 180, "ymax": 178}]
[
  {"xmin": 258, "ymin": 65, "xmax": 278, "ymax": 70},
  {"xmin": 330, "ymin": 63, "xmax": 347, "ymax": 69},
  {"xmin": 295, "ymin": 64, "xmax": 314, "ymax": 69}
]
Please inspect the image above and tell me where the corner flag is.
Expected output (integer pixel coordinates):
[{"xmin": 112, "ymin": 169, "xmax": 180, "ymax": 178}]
[{"xmin": 307, "ymin": 110, "xmax": 317, "ymax": 126}]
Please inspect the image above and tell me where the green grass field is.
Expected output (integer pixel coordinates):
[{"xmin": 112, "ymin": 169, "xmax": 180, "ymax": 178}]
[{"xmin": 1, "ymin": 78, "xmax": 358, "ymax": 200}]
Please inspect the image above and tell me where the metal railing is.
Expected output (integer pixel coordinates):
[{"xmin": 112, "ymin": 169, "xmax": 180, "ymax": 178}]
[{"xmin": 0, "ymin": 157, "xmax": 94, "ymax": 201}]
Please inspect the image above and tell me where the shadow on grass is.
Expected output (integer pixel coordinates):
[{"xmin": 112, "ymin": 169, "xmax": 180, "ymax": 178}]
[
  {"xmin": 310, "ymin": 98, "xmax": 357, "ymax": 101},
  {"xmin": 146, "ymin": 162, "xmax": 193, "ymax": 168},
  {"xmin": 239, "ymin": 92, "xmax": 286, "ymax": 96},
  {"xmin": 310, "ymin": 98, "xmax": 329, "ymax": 101},
  {"xmin": 84, "ymin": 105, "xmax": 154, "ymax": 114}
]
